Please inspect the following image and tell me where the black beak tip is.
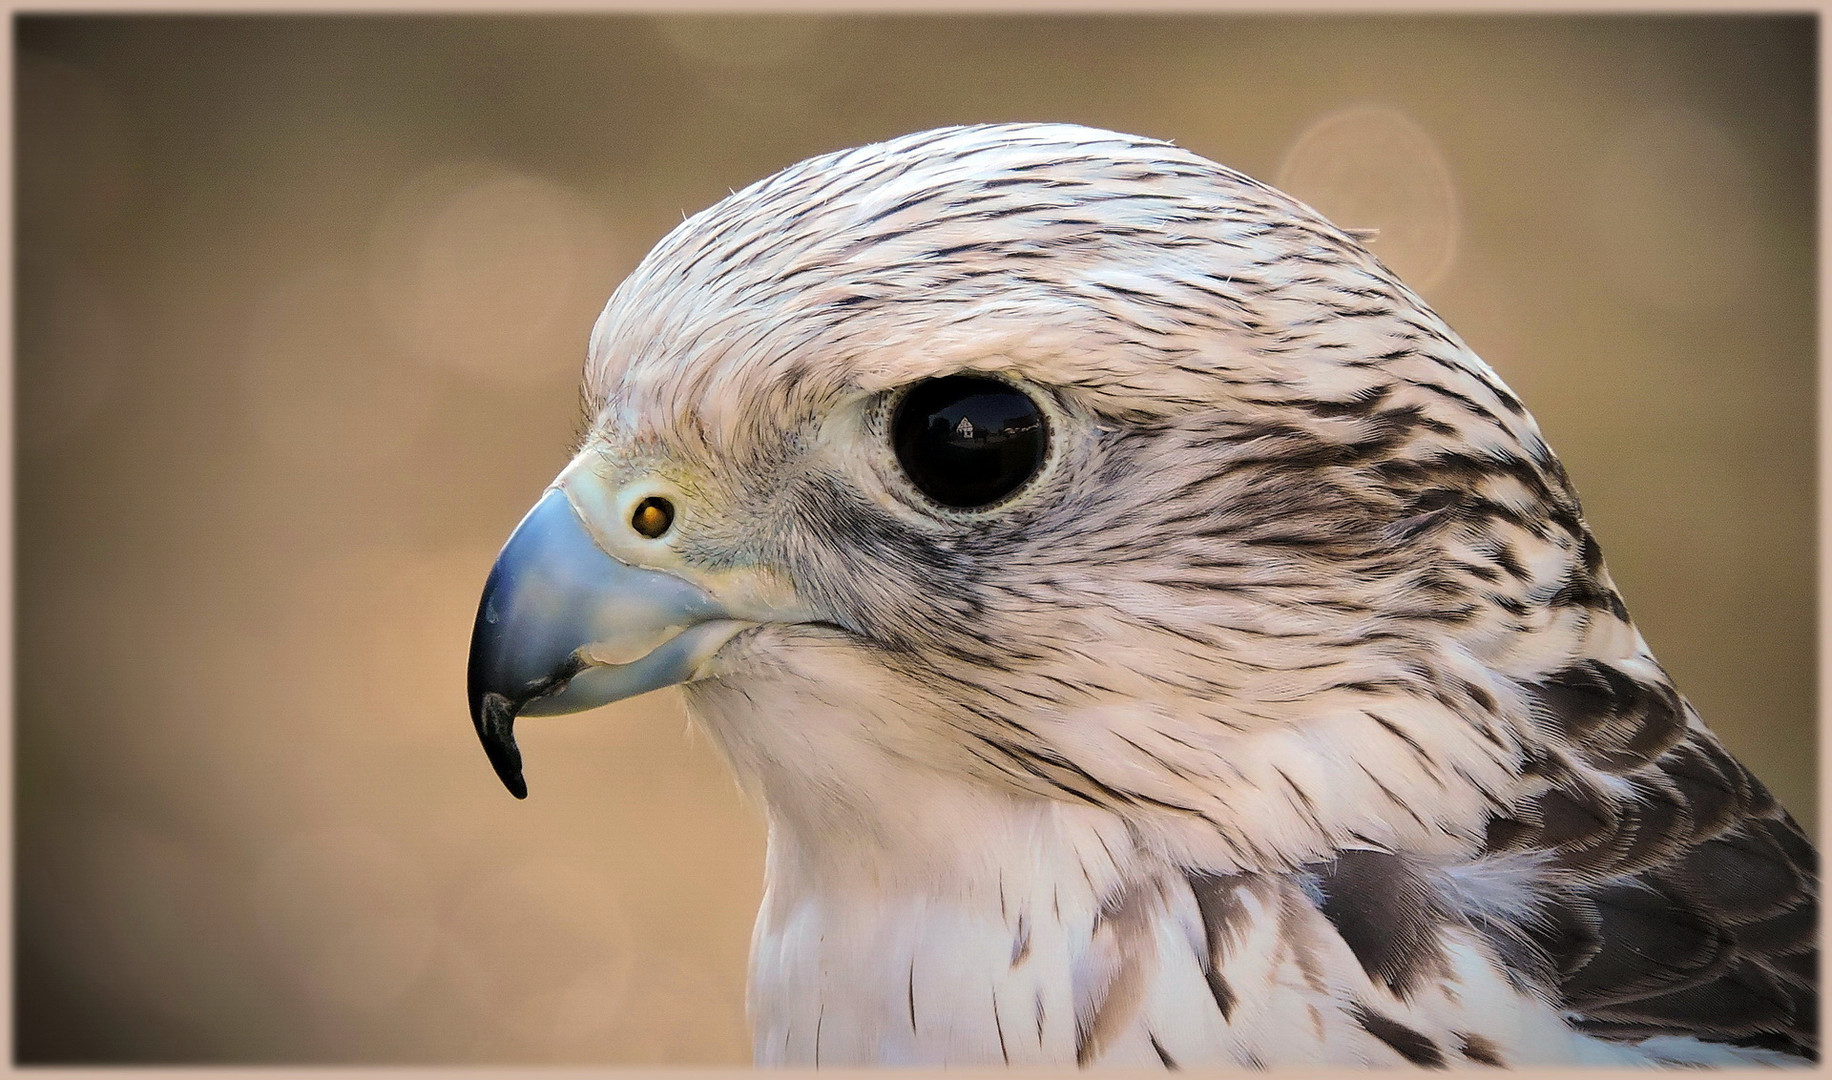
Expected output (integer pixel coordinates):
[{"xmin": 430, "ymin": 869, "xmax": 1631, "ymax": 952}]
[
  {"xmin": 469, "ymin": 572, "xmax": 529, "ymax": 800},
  {"xmin": 473, "ymin": 690, "xmax": 529, "ymax": 800}
]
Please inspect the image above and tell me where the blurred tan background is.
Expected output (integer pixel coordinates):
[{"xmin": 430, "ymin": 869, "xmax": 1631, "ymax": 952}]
[{"xmin": 14, "ymin": 14, "xmax": 1815, "ymax": 1065}]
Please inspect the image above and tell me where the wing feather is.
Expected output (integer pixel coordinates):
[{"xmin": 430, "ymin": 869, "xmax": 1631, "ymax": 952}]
[{"xmin": 1485, "ymin": 720, "xmax": 1817, "ymax": 1060}]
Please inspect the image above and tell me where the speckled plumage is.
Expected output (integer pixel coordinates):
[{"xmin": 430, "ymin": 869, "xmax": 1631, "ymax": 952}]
[{"xmin": 573, "ymin": 123, "xmax": 1816, "ymax": 1066}]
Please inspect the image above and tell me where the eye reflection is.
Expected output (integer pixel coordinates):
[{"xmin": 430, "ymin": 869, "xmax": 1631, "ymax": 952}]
[{"xmin": 892, "ymin": 376, "xmax": 1048, "ymax": 509}]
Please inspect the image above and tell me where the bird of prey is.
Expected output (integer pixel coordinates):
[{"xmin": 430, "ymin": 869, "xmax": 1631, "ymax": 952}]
[{"xmin": 466, "ymin": 123, "xmax": 1816, "ymax": 1067}]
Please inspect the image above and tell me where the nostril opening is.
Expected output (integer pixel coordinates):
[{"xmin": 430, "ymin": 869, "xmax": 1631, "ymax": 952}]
[{"xmin": 631, "ymin": 496, "xmax": 675, "ymax": 539}]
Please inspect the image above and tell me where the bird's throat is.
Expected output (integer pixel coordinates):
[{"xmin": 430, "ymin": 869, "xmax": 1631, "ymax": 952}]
[{"xmin": 748, "ymin": 793, "xmax": 1134, "ymax": 1067}]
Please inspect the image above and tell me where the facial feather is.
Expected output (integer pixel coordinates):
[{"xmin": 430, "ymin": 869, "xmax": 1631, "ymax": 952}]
[{"xmin": 581, "ymin": 128, "xmax": 1589, "ymax": 852}]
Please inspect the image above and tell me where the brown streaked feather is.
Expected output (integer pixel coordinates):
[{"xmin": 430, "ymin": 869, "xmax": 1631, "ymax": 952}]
[
  {"xmin": 1456, "ymin": 1032, "xmax": 1506, "ymax": 1067},
  {"xmin": 1485, "ymin": 723, "xmax": 1818, "ymax": 1060},
  {"xmin": 1523, "ymin": 661, "xmax": 1687, "ymax": 773},
  {"xmin": 1186, "ymin": 871, "xmax": 1248, "ymax": 1019},
  {"xmin": 1312, "ymin": 850, "xmax": 1451, "ymax": 999},
  {"xmin": 1076, "ymin": 883, "xmax": 1158, "ymax": 1065},
  {"xmin": 1350, "ymin": 1003, "xmax": 1448, "ymax": 1067}
]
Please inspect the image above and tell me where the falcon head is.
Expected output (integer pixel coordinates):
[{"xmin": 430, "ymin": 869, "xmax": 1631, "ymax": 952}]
[
  {"xmin": 470, "ymin": 123, "xmax": 1624, "ymax": 875},
  {"xmin": 466, "ymin": 123, "xmax": 1818, "ymax": 1068}
]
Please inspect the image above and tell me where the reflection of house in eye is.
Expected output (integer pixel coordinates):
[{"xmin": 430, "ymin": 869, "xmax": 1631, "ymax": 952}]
[{"xmin": 930, "ymin": 412, "xmax": 1040, "ymax": 445}]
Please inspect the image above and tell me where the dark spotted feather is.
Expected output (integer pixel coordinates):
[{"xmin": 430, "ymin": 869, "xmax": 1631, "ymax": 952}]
[{"xmin": 1484, "ymin": 669, "xmax": 1817, "ymax": 1060}]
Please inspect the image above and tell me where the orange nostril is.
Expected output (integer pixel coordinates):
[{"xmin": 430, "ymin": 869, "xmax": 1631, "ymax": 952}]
[{"xmin": 631, "ymin": 496, "xmax": 674, "ymax": 539}]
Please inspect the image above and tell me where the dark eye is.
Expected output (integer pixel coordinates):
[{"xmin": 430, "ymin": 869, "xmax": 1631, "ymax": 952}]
[{"xmin": 891, "ymin": 376, "xmax": 1048, "ymax": 509}]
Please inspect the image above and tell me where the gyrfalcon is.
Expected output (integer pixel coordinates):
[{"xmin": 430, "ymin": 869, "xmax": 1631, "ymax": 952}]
[{"xmin": 465, "ymin": 123, "xmax": 1817, "ymax": 1067}]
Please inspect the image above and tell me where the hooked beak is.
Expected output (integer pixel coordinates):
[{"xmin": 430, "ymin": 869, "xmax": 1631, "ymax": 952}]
[{"xmin": 466, "ymin": 483, "xmax": 753, "ymax": 799}]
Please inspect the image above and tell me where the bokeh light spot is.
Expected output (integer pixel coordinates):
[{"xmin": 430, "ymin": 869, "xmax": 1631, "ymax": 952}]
[
  {"xmin": 238, "ymin": 263, "xmax": 433, "ymax": 470},
  {"xmin": 369, "ymin": 164, "xmax": 619, "ymax": 387},
  {"xmin": 1276, "ymin": 103, "xmax": 1461, "ymax": 291}
]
